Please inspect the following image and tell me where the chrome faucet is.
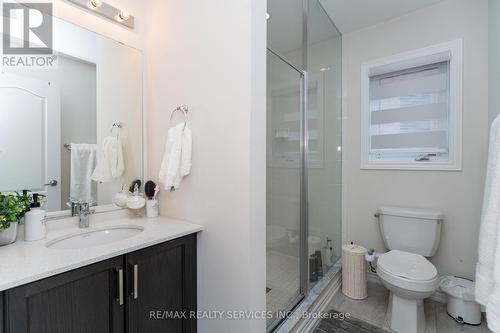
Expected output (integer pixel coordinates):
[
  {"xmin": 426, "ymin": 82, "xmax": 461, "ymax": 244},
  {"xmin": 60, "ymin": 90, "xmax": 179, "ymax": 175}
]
[
  {"xmin": 78, "ymin": 202, "xmax": 95, "ymax": 228},
  {"xmin": 67, "ymin": 198, "xmax": 81, "ymax": 217}
]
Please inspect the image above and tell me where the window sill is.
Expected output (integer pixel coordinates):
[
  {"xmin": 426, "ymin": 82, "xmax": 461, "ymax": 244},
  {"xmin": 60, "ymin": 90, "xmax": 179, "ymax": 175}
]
[{"xmin": 360, "ymin": 162, "xmax": 462, "ymax": 171}]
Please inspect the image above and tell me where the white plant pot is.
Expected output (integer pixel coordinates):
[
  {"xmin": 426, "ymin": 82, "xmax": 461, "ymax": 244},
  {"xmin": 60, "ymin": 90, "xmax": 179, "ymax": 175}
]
[{"xmin": 0, "ymin": 222, "xmax": 18, "ymax": 246}]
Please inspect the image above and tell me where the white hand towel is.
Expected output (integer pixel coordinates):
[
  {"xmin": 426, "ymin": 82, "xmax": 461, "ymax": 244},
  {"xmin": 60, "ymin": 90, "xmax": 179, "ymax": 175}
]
[
  {"xmin": 91, "ymin": 136, "xmax": 125, "ymax": 183},
  {"xmin": 70, "ymin": 144, "xmax": 97, "ymax": 202},
  {"xmin": 159, "ymin": 123, "xmax": 192, "ymax": 191},
  {"xmin": 476, "ymin": 115, "xmax": 500, "ymax": 332}
]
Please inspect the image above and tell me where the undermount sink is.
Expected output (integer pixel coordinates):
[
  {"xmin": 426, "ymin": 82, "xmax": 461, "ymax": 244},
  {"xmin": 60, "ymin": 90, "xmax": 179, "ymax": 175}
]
[{"xmin": 46, "ymin": 225, "xmax": 144, "ymax": 250}]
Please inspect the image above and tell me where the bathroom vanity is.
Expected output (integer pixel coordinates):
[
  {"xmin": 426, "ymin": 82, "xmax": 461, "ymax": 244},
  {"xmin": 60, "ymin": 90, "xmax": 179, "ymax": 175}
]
[{"xmin": 0, "ymin": 213, "xmax": 202, "ymax": 333}]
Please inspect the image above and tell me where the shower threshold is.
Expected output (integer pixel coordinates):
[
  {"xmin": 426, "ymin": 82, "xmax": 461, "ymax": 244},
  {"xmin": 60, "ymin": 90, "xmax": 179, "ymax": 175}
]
[{"xmin": 271, "ymin": 259, "xmax": 342, "ymax": 333}]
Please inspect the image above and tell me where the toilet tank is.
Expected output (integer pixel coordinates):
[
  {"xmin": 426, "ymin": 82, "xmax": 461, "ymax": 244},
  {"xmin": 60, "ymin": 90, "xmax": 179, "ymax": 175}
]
[{"xmin": 377, "ymin": 206, "xmax": 443, "ymax": 257}]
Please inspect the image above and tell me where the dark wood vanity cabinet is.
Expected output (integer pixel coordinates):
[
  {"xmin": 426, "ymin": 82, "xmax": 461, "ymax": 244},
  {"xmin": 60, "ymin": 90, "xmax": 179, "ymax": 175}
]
[
  {"xmin": 126, "ymin": 235, "xmax": 197, "ymax": 333},
  {"xmin": 4, "ymin": 257, "xmax": 125, "ymax": 333},
  {"xmin": 1, "ymin": 234, "xmax": 197, "ymax": 333}
]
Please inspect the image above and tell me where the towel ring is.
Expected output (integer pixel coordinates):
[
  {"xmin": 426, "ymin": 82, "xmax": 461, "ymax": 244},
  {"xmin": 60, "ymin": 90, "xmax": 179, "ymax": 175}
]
[{"xmin": 170, "ymin": 105, "xmax": 189, "ymax": 129}]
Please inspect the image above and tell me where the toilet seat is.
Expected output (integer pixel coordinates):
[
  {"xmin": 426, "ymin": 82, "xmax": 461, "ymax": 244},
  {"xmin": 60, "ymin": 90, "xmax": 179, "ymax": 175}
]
[{"xmin": 378, "ymin": 250, "xmax": 438, "ymax": 293}]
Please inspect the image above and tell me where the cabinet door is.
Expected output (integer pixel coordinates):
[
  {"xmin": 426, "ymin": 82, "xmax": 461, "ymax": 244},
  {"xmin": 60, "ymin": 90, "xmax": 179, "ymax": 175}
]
[
  {"xmin": 126, "ymin": 234, "xmax": 196, "ymax": 333},
  {"xmin": 4, "ymin": 257, "xmax": 124, "ymax": 333}
]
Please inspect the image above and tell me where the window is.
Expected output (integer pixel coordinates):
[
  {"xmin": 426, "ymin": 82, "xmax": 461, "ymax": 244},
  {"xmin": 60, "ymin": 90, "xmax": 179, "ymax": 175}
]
[{"xmin": 360, "ymin": 40, "xmax": 463, "ymax": 170}]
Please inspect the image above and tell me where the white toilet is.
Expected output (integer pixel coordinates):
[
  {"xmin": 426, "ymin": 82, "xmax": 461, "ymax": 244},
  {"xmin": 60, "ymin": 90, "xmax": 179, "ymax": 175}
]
[{"xmin": 376, "ymin": 206, "xmax": 443, "ymax": 333}]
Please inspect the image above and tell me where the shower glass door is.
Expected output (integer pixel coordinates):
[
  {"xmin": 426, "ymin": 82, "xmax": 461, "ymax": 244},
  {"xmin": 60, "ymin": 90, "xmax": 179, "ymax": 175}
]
[
  {"xmin": 266, "ymin": 49, "xmax": 306, "ymax": 330},
  {"xmin": 307, "ymin": 0, "xmax": 343, "ymax": 289}
]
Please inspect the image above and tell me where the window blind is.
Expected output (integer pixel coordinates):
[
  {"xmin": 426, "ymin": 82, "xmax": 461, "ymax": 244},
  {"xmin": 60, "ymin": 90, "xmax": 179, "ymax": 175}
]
[{"xmin": 368, "ymin": 61, "xmax": 450, "ymax": 162}]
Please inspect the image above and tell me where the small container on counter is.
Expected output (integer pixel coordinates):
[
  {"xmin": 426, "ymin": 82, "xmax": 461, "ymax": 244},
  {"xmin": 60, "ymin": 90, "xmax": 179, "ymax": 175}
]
[
  {"xmin": 144, "ymin": 180, "xmax": 160, "ymax": 218},
  {"xmin": 114, "ymin": 185, "xmax": 129, "ymax": 208},
  {"xmin": 146, "ymin": 199, "xmax": 159, "ymax": 218},
  {"xmin": 126, "ymin": 184, "xmax": 146, "ymax": 211}
]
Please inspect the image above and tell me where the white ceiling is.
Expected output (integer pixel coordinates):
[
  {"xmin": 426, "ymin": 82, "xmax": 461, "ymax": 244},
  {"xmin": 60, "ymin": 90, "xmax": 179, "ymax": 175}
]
[{"xmin": 319, "ymin": 0, "xmax": 447, "ymax": 34}]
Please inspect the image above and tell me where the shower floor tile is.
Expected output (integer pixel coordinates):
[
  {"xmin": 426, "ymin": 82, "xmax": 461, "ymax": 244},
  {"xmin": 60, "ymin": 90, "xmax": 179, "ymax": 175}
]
[{"xmin": 267, "ymin": 251, "xmax": 300, "ymax": 320}]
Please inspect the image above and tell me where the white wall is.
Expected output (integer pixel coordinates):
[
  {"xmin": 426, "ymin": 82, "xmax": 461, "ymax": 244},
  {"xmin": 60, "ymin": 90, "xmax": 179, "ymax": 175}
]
[
  {"xmin": 342, "ymin": 0, "xmax": 489, "ymax": 279},
  {"xmin": 145, "ymin": 0, "xmax": 266, "ymax": 332}
]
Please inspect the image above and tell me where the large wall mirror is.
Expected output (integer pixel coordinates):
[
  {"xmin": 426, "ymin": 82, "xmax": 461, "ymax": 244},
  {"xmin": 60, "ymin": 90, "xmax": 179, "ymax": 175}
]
[{"xmin": 0, "ymin": 13, "xmax": 143, "ymax": 214}]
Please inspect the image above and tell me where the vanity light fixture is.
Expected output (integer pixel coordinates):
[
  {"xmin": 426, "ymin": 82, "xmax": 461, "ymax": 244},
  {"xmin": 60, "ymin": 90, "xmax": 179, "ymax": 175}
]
[{"xmin": 67, "ymin": 0, "xmax": 134, "ymax": 29}]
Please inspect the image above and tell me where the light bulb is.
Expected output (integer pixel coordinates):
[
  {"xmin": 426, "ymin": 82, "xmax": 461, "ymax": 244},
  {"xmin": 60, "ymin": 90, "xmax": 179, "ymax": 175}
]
[
  {"xmin": 88, "ymin": 0, "xmax": 102, "ymax": 9},
  {"xmin": 118, "ymin": 10, "xmax": 130, "ymax": 21}
]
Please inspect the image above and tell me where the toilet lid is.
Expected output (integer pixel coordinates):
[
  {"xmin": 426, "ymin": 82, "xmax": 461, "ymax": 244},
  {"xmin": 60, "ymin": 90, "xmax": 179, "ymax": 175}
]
[{"xmin": 378, "ymin": 250, "xmax": 437, "ymax": 281}]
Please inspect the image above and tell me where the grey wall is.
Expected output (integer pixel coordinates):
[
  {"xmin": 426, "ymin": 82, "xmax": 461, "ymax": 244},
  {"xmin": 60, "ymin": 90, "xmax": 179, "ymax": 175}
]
[
  {"xmin": 342, "ymin": 0, "xmax": 489, "ymax": 279},
  {"xmin": 59, "ymin": 57, "xmax": 97, "ymax": 208}
]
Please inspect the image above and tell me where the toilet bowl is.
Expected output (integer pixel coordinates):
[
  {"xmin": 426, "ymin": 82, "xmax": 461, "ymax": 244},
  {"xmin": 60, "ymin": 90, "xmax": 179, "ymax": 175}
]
[{"xmin": 378, "ymin": 250, "xmax": 439, "ymax": 333}]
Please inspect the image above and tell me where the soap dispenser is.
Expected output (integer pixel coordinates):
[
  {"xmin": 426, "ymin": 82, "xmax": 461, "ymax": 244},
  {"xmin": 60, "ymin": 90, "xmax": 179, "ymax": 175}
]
[{"xmin": 24, "ymin": 194, "xmax": 47, "ymax": 241}]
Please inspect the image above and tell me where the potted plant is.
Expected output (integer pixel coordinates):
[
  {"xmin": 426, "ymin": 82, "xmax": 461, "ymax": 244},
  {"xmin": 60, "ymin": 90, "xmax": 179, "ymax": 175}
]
[{"xmin": 0, "ymin": 192, "xmax": 31, "ymax": 246}]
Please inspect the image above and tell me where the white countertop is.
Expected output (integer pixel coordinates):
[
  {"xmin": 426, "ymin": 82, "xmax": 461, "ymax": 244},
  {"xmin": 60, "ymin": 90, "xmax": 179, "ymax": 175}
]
[{"xmin": 0, "ymin": 210, "xmax": 203, "ymax": 291}]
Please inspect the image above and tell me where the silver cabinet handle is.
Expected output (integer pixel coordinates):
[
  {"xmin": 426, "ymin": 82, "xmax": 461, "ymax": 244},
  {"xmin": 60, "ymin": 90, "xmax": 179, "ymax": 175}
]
[
  {"xmin": 44, "ymin": 180, "xmax": 58, "ymax": 186},
  {"xmin": 133, "ymin": 264, "xmax": 138, "ymax": 299},
  {"xmin": 118, "ymin": 268, "xmax": 124, "ymax": 305}
]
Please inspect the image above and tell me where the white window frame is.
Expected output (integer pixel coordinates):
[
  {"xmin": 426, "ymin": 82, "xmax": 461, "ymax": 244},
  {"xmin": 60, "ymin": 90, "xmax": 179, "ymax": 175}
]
[{"xmin": 360, "ymin": 39, "xmax": 463, "ymax": 171}]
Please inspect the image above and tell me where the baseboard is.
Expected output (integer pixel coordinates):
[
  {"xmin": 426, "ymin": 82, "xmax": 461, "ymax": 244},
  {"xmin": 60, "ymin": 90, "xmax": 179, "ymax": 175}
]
[
  {"xmin": 291, "ymin": 272, "xmax": 342, "ymax": 333},
  {"xmin": 367, "ymin": 271, "xmax": 447, "ymax": 304}
]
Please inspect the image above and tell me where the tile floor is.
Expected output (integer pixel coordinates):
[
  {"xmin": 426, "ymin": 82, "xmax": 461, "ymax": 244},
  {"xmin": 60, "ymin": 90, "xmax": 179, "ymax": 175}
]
[
  {"xmin": 266, "ymin": 251, "xmax": 300, "ymax": 317},
  {"xmin": 314, "ymin": 281, "xmax": 491, "ymax": 333}
]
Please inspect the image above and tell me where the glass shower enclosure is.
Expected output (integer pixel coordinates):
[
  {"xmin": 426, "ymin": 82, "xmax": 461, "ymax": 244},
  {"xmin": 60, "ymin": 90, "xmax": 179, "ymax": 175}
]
[
  {"xmin": 266, "ymin": 49, "xmax": 307, "ymax": 327},
  {"xmin": 266, "ymin": 0, "xmax": 342, "ymax": 331}
]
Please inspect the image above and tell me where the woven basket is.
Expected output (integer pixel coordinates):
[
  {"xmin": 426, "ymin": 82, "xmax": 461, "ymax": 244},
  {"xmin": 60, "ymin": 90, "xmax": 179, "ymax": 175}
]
[{"xmin": 342, "ymin": 244, "xmax": 367, "ymax": 299}]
